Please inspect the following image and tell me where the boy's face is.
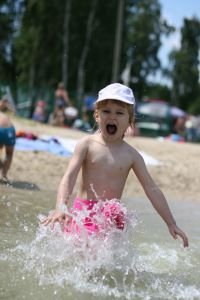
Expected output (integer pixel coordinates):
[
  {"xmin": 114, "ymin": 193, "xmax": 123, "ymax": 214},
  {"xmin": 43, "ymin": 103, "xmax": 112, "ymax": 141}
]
[{"xmin": 95, "ymin": 100, "xmax": 129, "ymax": 141}]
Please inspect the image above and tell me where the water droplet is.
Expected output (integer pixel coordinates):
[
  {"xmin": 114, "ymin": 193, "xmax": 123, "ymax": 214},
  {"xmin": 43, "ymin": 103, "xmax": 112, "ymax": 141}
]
[{"xmin": 24, "ymin": 226, "xmax": 28, "ymax": 232}]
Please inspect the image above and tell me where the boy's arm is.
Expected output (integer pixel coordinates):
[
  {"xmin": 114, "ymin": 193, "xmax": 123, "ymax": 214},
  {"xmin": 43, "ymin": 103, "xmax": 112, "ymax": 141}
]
[
  {"xmin": 42, "ymin": 137, "xmax": 89, "ymax": 228},
  {"xmin": 132, "ymin": 151, "xmax": 189, "ymax": 247},
  {"xmin": 56, "ymin": 137, "xmax": 88, "ymax": 208}
]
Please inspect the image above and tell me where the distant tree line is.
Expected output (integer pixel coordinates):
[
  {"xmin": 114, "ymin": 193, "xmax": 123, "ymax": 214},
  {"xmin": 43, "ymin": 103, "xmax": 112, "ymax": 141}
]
[{"xmin": 0, "ymin": 0, "xmax": 200, "ymax": 113}]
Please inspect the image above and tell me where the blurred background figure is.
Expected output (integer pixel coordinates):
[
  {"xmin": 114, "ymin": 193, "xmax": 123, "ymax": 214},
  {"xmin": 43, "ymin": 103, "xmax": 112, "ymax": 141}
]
[
  {"xmin": 83, "ymin": 94, "xmax": 96, "ymax": 128},
  {"xmin": 32, "ymin": 100, "xmax": 46, "ymax": 123},
  {"xmin": 48, "ymin": 106, "xmax": 65, "ymax": 127},
  {"xmin": 52, "ymin": 82, "xmax": 71, "ymax": 126},
  {"xmin": 64, "ymin": 106, "xmax": 78, "ymax": 127},
  {"xmin": 0, "ymin": 112, "xmax": 16, "ymax": 182},
  {"xmin": 49, "ymin": 82, "xmax": 78, "ymax": 127},
  {"xmin": 73, "ymin": 111, "xmax": 92, "ymax": 132},
  {"xmin": 54, "ymin": 82, "xmax": 72, "ymax": 113},
  {"xmin": 48, "ymin": 100, "xmax": 78, "ymax": 128},
  {"xmin": 173, "ymin": 116, "xmax": 186, "ymax": 138},
  {"xmin": 0, "ymin": 95, "xmax": 14, "ymax": 114},
  {"xmin": 185, "ymin": 115, "xmax": 198, "ymax": 142}
]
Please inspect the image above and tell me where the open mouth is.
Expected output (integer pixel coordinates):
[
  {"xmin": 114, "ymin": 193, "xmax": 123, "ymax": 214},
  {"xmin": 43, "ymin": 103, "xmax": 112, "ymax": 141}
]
[{"xmin": 106, "ymin": 124, "xmax": 117, "ymax": 135}]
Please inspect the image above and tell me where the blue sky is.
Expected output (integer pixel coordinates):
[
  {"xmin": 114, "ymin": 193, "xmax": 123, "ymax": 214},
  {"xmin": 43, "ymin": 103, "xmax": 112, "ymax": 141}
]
[
  {"xmin": 153, "ymin": 0, "xmax": 200, "ymax": 84},
  {"xmin": 160, "ymin": 0, "xmax": 200, "ymax": 27}
]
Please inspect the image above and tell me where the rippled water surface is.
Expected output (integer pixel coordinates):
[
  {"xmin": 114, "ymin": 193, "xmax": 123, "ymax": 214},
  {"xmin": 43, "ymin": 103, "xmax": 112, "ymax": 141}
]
[{"xmin": 0, "ymin": 184, "xmax": 200, "ymax": 300}]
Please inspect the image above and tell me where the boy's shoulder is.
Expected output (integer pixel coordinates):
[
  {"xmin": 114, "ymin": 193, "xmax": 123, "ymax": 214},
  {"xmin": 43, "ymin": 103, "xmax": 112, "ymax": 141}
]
[
  {"xmin": 78, "ymin": 135, "xmax": 93, "ymax": 144},
  {"xmin": 78, "ymin": 133, "xmax": 102, "ymax": 146},
  {"xmin": 76, "ymin": 135, "xmax": 94, "ymax": 149},
  {"xmin": 73, "ymin": 135, "xmax": 92, "ymax": 155},
  {"xmin": 123, "ymin": 140, "xmax": 143, "ymax": 160},
  {"xmin": 123, "ymin": 139, "xmax": 138, "ymax": 152}
]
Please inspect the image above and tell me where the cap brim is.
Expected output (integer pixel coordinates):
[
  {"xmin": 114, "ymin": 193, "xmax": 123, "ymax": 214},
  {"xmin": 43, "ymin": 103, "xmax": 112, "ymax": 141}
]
[{"xmin": 94, "ymin": 97, "xmax": 134, "ymax": 105}]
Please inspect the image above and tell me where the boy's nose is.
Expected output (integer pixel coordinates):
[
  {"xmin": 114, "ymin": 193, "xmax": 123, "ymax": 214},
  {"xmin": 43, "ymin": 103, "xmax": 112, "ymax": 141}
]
[{"xmin": 109, "ymin": 112, "xmax": 116, "ymax": 120}]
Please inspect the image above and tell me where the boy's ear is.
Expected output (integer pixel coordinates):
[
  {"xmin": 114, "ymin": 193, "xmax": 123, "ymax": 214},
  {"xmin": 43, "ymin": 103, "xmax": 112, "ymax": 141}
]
[{"xmin": 94, "ymin": 110, "xmax": 99, "ymax": 122}]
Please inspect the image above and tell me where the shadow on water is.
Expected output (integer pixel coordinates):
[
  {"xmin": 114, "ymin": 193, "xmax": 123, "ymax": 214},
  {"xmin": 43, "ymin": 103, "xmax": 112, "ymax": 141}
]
[{"xmin": 0, "ymin": 180, "xmax": 40, "ymax": 190}]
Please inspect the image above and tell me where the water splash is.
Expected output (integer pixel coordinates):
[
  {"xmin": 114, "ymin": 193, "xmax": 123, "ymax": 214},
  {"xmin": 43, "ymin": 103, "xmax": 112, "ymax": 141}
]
[
  {"xmin": 4, "ymin": 197, "xmax": 200, "ymax": 299},
  {"xmin": 13, "ymin": 200, "xmax": 139, "ymax": 295}
]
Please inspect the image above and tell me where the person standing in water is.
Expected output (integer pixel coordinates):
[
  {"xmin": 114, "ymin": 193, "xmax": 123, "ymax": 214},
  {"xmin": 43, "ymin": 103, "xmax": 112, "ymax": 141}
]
[
  {"xmin": 42, "ymin": 83, "xmax": 189, "ymax": 247},
  {"xmin": 0, "ymin": 112, "xmax": 16, "ymax": 182}
]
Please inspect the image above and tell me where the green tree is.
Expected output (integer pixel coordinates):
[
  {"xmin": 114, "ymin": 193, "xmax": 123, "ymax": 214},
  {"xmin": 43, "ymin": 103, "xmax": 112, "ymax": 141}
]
[
  {"xmin": 169, "ymin": 17, "xmax": 200, "ymax": 112},
  {"xmin": 124, "ymin": 0, "xmax": 173, "ymax": 99},
  {"xmin": 15, "ymin": 0, "xmax": 66, "ymax": 89},
  {"xmin": 146, "ymin": 83, "xmax": 171, "ymax": 102},
  {"xmin": 68, "ymin": 0, "xmax": 117, "ymax": 94},
  {"xmin": 15, "ymin": 0, "xmax": 118, "ymax": 96},
  {"xmin": 0, "ymin": 0, "xmax": 16, "ymax": 84},
  {"xmin": 13, "ymin": 0, "xmax": 174, "ymax": 108}
]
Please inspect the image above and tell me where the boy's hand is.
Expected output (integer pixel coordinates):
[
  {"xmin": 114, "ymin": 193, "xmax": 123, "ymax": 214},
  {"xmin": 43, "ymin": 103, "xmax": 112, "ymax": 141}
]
[
  {"xmin": 41, "ymin": 209, "xmax": 66, "ymax": 230},
  {"xmin": 168, "ymin": 224, "xmax": 189, "ymax": 248}
]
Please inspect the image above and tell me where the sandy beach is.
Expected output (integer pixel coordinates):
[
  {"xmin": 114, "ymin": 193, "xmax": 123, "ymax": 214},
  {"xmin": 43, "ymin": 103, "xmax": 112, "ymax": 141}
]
[{"xmin": 6, "ymin": 116, "xmax": 200, "ymax": 202}]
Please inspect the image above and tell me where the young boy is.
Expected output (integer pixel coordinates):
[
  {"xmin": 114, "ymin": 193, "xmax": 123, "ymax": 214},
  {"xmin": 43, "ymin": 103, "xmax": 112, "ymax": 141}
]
[
  {"xmin": 0, "ymin": 112, "xmax": 16, "ymax": 182},
  {"xmin": 42, "ymin": 83, "xmax": 188, "ymax": 247}
]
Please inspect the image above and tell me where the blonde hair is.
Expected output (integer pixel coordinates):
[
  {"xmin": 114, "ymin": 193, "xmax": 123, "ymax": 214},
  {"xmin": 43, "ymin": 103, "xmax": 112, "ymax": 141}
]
[{"xmin": 95, "ymin": 99, "xmax": 135, "ymax": 126}]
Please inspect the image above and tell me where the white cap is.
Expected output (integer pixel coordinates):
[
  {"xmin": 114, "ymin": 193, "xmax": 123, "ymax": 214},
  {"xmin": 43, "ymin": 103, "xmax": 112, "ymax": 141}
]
[
  {"xmin": 64, "ymin": 106, "xmax": 78, "ymax": 119},
  {"xmin": 95, "ymin": 83, "xmax": 135, "ymax": 105}
]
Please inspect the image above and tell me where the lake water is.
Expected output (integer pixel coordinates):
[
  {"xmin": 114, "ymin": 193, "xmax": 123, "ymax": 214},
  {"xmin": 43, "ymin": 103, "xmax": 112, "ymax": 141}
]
[{"xmin": 0, "ymin": 184, "xmax": 200, "ymax": 300}]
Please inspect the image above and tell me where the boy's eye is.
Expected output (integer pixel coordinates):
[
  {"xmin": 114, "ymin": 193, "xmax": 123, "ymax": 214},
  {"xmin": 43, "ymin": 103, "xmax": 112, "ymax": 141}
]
[
  {"xmin": 102, "ymin": 110, "xmax": 110, "ymax": 113},
  {"xmin": 117, "ymin": 111, "xmax": 124, "ymax": 115}
]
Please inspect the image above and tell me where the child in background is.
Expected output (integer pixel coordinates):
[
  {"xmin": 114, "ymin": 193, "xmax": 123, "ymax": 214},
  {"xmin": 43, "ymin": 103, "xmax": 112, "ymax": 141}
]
[
  {"xmin": 42, "ymin": 83, "xmax": 188, "ymax": 247},
  {"xmin": 54, "ymin": 82, "xmax": 72, "ymax": 110},
  {"xmin": 0, "ymin": 112, "xmax": 16, "ymax": 182},
  {"xmin": 32, "ymin": 100, "xmax": 46, "ymax": 123}
]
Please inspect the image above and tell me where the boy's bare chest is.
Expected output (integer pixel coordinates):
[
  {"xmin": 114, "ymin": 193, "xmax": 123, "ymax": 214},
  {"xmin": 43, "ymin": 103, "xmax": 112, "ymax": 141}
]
[{"xmin": 87, "ymin": 145, "xmax": 132, "ymax": 172}]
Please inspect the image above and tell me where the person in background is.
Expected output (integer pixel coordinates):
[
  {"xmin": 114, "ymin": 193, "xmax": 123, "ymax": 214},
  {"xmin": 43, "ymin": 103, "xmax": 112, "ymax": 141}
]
[
  {"xmin": 49, "ymin": 82, "xmax": 74, "ymax": 127},
  {"xmin": 185, "ymin": 115, "xmax": 198, "ymax": 142},
  {"xmin": 0, "ymin": 112, "xmax": 16, "ymax": 183},
  {"xmin": 0, "ymin": 96, "xmax": 14, "ymax": 114},
  {"xmin": 173, "ymin": 116, "xmax": 186, "ymax": 138},
  {"xmin": 32, "ymin": 100, "xmax": 46, "ymax": 123},
  {"xmin": 54, "ymin": 82, "xmax": 72, "ymax": 113},
  {"xmin": 83, "ymin": 94, "xmax": 96, "ymax": 128},
  {"xmin": 73, "ymin": 111, "xmax": 92, "ymax": 132}
]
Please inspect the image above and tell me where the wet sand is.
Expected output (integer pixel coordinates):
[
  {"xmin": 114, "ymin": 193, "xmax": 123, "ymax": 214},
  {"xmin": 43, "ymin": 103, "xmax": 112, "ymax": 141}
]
[{"xmin": 6, "ymin": 116, "xmax": 200, "ymax": 202}]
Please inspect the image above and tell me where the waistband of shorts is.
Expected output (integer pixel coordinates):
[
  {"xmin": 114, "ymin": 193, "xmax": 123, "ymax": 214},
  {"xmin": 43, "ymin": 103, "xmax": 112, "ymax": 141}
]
[{"xmin": 74, "ymin": 196, "xmax": 98, "ymax": 204}]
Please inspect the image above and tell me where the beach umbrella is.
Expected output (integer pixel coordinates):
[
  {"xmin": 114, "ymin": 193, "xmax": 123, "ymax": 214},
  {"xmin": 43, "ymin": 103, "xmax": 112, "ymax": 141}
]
[
  {"xmin": 170, "ymin": 106, "xmax": 186, "ymax": 118},
  {"xmin": 137, "ymin": 101, "xmax": 169, "ymax": 118}
]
